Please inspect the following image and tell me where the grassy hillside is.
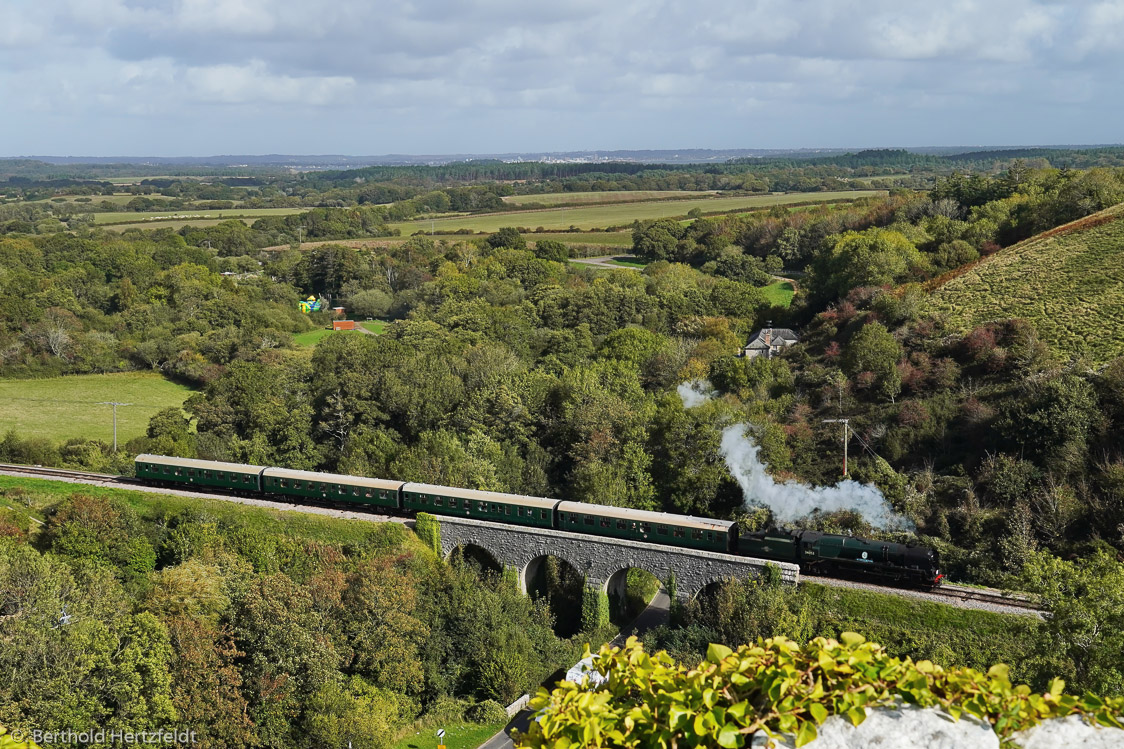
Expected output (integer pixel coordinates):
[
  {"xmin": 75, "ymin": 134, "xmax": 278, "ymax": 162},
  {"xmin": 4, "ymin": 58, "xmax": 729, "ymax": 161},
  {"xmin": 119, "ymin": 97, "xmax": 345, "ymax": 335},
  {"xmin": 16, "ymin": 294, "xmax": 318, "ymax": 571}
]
[
  {"xmin": 925, "ymin": 203, "xmax": 1124, "ymax": 363},
  {"xmin": 0, "ymin": 372, "xmax": 195, "ymax": 443}
]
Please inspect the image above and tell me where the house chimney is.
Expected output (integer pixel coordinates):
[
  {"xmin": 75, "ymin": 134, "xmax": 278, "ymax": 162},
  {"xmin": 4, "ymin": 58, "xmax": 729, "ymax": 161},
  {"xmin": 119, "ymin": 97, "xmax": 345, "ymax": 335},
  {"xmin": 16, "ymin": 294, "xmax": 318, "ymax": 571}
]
[{"xmin": 764, "ymin": 320, "xmax": 773, "ymax": 347}]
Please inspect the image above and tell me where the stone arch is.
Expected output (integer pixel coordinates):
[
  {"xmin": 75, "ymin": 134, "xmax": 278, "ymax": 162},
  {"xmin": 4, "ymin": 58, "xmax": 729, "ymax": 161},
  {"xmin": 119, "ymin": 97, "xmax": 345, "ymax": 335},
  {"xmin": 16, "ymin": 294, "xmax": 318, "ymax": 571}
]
[
  {"xmin": 603, "ymin": 564, "xmax": 666, "ymax": 625},
  {"xmin": 445, "ymin": 542, "xmax": 503, "ymax": 574},
  {"xmin": 520, "ymin": 552, "xmax": 586, "ymax": 596},
  {"xmin": 685, "ymin": 569, "xmax": 763, "ymax": 601},
  {"xmin": 521, "ymin": 552, "xmax": 587, "ymax": 638}
]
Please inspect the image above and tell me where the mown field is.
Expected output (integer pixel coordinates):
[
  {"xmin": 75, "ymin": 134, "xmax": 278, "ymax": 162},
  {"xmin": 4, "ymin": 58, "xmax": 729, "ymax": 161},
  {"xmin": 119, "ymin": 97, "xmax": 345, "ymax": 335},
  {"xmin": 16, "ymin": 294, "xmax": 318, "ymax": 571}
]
[
  {"xmin": 502, "ymin": 190, "xmax": 716, "ymax": 206},
  {"xmin": 762, "ymin": 280, "xmax": 796, "ymax": 307},
  {"xmin": 388, "ymin": 191, "xmax": 885, "ymax": 234},
  {"xmin": 95, "ymin": 206, "xmax": 306, "ymax": 227},
  {"xmin": 0, "ymin": 372, "xmax": 194, "ymax": 443},
  {"xmin": 924, "ymin": 203, "xmax": 1124, "ymax": 363}
]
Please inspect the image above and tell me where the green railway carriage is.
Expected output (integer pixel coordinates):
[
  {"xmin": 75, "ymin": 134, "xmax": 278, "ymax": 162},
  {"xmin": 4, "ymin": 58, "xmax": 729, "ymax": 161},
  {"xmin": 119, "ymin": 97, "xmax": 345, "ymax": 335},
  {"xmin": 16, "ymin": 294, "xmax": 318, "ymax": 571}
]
[
  {"xmin": 261, "ymin": 467, "xmax": 403, "ymax": 510},
  {"xmin": 135, "ymin": 454, "xmax": 265, "ymax": 492},
  {"xmin": 738, "ymin": 530, "xmax": 799, "ymax": 563},
  {"xmin": 554, "ymin": 501, "xmax": 737, "ymax": 553},
  {"xmin": 401, "ymin": 483, "xmax": 558, "ymax": 528}
]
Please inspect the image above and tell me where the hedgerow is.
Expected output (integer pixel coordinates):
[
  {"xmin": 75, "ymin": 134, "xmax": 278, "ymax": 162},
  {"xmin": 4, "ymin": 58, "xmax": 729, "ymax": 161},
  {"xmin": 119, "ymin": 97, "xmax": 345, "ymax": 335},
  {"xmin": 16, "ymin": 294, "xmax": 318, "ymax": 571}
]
[{"xmin": 516, "ymin": 634, "xmax": 1123, "ymax": 748}]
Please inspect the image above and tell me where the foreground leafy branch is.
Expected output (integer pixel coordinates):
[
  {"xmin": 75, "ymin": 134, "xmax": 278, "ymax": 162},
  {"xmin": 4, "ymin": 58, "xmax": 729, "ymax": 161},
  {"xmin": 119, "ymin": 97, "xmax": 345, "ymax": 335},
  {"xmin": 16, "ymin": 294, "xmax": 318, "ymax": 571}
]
[{"xmin": 517, "ymin": 634, "xmax": 1123, "ymax": 748}]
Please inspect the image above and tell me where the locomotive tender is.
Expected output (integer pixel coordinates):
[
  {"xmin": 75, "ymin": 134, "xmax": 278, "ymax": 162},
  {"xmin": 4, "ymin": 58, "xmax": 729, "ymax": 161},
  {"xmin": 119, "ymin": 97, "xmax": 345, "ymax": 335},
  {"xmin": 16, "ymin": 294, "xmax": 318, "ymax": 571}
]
[{"xmin": 134, "ymin": 454, "xmax": 942, "ymax": 586}]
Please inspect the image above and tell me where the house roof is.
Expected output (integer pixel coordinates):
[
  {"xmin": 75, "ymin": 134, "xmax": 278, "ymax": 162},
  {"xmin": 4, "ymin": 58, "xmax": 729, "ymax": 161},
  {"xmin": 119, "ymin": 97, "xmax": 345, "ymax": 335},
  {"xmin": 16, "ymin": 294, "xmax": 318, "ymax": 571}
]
[{"xmin": 745, "ymin": 327, "xmax": 799, "ymax": 348}]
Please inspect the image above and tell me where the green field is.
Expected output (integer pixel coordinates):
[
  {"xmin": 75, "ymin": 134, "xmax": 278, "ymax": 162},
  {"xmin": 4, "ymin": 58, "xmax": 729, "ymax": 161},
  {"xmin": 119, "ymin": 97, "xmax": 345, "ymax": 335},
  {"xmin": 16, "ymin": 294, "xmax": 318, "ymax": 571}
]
[
  {"xmin": 762, "ymin": 281, "xmax": 796, "ymax": 307},
  {"xmin": 0, "ymin": 372, "xmax": 195, "ymax": 443},
  {"xmin": 391, "ymin": 722, "xmax": 506, "ymax": 749},
  {"xmin": 924, "ymin": 203, "xmax": 1124, "ymax": 363},
  {"xmin": 34, "ymin": 194, "xmax": 146, "ymax": 207},
  {"xmin": 95, "ymin": 206, "xmax": 305, "ymax": 227},
  {"xmin": 293, "ymin": 329, "xmax": 336, "ymax": 347},
  {"xmin": 389, "ymin": 191, "xmax": 884, "ymax": 235},
  {"xmin": 503, "ymin": 190, "xmax": 716, "ymax": 206},
  {"xmin": 360, "ymin": 320, "xmax": 388, "ymax": 334}
]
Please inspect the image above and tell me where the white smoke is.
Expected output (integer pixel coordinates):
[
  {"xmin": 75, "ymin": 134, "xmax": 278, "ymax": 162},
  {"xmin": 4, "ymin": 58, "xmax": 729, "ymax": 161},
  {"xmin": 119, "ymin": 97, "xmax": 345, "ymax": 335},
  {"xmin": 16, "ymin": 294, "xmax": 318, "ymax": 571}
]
[
  {"xmin": 677, "ymin": 380, "xmax": 912, "ymax": 531},
  {"xmin": 676, "ymin": 379, "xmax": 716, "ymax": 409}
]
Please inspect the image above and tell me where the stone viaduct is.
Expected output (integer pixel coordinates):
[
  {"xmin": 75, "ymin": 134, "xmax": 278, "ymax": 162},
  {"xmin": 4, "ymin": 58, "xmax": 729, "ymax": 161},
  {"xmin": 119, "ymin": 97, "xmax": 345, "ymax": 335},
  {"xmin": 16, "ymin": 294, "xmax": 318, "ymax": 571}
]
[{"xmin": 434, "ymin": 515, "xmax": 800, "ymax": 603}]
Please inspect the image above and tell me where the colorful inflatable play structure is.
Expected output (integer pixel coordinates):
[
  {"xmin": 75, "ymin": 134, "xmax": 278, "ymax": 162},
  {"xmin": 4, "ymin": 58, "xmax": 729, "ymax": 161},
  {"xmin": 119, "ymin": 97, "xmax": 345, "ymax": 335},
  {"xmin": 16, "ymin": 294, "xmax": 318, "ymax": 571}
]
[{"xmin": 298, "ymin": 296, "xmax": 323, "ymax": 313}]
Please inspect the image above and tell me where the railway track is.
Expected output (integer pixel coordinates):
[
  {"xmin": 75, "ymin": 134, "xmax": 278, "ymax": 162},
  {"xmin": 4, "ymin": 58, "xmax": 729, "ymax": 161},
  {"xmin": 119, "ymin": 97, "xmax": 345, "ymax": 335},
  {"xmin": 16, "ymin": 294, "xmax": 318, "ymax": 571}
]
[
  {"xmin": 0, "ymin": 463, "xmax": 1046, "ymax": 615},
  {"xmin": 0, "ymin": 462, "xmax": 122, "ymax": 484},
  {"xmin": 934, "ymin": 583, "xmax": 1042, "ymax": 611}
]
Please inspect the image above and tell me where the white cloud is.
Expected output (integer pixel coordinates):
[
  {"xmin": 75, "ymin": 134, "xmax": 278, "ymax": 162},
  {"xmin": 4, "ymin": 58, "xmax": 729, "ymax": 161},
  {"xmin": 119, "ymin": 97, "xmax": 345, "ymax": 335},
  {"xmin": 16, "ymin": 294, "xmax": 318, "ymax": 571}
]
[
  {"xmin": 184, "ymin": 60, "xmax": 355, "ymax": 105},
  {"xmin": 1, "ymin": 0, "xmax": 1123, "ymax": 153}
]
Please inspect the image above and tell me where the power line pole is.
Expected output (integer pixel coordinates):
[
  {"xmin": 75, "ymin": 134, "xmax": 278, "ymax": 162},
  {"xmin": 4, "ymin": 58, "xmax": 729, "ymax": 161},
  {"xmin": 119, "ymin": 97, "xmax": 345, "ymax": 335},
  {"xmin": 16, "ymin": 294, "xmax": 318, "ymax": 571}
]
[
  {"xmin": 98, "ymin": 401, "xmax": 132, "ymax": 451},
  {"xmin": 822, "ymin": 418, "xmax": 850, "ymax": 477},
  {"xmin": 297, "ymin": 225, "xmax": 305, "ymax": 245}
]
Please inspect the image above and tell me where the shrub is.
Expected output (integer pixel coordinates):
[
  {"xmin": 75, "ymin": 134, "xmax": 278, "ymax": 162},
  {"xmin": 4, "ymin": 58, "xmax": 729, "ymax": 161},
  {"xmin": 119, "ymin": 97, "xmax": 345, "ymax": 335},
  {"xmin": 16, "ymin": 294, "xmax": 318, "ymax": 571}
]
[
  {"xmin": 518, "ymin": 635, "xmax": 1124, "ymax": 749},
  {"xmin": 466, "ymin": 699, "xmax": 509, "ymax": 725}
]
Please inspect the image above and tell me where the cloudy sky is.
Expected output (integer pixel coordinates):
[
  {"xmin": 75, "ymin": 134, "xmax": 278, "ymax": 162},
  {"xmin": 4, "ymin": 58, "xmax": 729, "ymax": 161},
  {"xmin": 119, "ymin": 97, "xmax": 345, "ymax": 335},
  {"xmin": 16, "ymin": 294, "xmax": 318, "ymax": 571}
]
[{"xmin": 2, "ymin": 0, "xmax": 1123, "ymax": 156}]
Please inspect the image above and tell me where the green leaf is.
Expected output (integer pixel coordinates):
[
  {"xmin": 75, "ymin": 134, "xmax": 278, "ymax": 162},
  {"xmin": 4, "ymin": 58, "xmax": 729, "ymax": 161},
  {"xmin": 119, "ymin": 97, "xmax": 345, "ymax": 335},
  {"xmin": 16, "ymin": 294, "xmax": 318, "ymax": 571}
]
[
  {"xmin": 708, "ymin": 643, "xmax": 734, "ymax": 662},
  {"xmin": 808, "ymin": 703, "xmax": 828, "ymax": 724},
  {"xmin": 840, "ymin": 632, "xmax": 866, "ymax": 647},
  {"xmin": 846, "ymin": 706, "xmax": 867, "ymax": 726},
  {"xmin": 794, "ymin": 719, "xmax": 818, "ymax": 747},
  {"xmin": 717, "ymin": 723, "xmax": 742, "ymax": 748}
]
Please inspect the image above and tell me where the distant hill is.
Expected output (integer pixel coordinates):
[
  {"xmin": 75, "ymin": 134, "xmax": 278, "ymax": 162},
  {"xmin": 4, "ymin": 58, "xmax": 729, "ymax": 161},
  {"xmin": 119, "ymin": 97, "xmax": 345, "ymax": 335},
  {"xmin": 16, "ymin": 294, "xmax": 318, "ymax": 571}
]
[{"xmin": 924, "ymin": 202, "xmax": 1124, "ymax": 363}]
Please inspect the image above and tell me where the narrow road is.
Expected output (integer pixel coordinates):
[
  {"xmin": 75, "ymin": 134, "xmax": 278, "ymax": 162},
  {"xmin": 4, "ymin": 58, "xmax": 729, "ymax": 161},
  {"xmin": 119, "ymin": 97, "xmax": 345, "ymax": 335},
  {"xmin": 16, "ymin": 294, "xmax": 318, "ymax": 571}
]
[
  {"xmin": 478, "ymin": 589, "xmax": 671, "ymax": 749},
  {"xmin": 569, "ymin": 254, "xmax": 641, "ymax": 270}
]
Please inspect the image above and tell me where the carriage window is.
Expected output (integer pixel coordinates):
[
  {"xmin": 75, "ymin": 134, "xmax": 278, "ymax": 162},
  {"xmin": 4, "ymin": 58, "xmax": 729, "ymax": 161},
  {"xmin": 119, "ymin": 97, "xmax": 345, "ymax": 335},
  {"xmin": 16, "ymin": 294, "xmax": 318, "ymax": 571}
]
[
  {"xmin": 517, "ymin": 507, "xmax": 524, "ymax": 516},
  {"xmin": 600, "ymin": 519, "xmax": 610, "ymax": 528},
  {"xmin": 352, "ymin": 488, "xmax": 360, "ymax": 496},
  {"xmin": 478, "ymin": 502, "xmax": 487, "ymax": 511},
  {"xmin": 641, "ymin": 523, "xmax": 650, "ymax": 533},
  {"xmin": 674, "ymin": 529, "xmax": 684, "ymax": 538},
  {"xmin": 570, "ymin": 515, "xmax": 579, "ymax": 524},
  {"xmin": 217, "ymin": 472, "xmax": 225, "ymax": 479},
  {"xmin": 505, "ymin": 506, "xmax": 510, "ymax": 515},
  {"xmin": 584, "ymin": 517, "xmax": 595, "ymax": 526},
  {"xmin": 174, "ymin": 469, "xmax": 182, "ymax": 476},
  {"xmin": 541, "ymin": 510, "xmax": 549, "ymax": 519},
  {"xmin": 164, "ymin": 467, "xmax": 172, "ymax": 475},
  {"xmin": 558, "ymin": 512, "xmax": 565, "ymax": 522},
  {"xmin": 657, "ymin": 525, "xmax": 668, "ymax": 535},
  {"xmin": 692, "ymin": 530, "xmax": 703, "ymax": 540},
  {"xmin": 434, "ymin": 497, "xmax": 443, "ymax": 506},
  {"xmin": 245, "ymin": 475, "xmax": 253, "ymax": 483},
  {"xmin": 707, "ymin": 532, "xmax": 714, "ymax": 541},
  {"xmin": 319, "ymin": 483, "xmax": 327, "ymax": 492},
  {"xmin": 616, "ymin": 520, "xmax": 627, "ymax": 529},
  {"xmin": 365, "ymin": 490, "xmax": 373, "ymax": 498},
  {"xmin": 448, "ymin": 498, "xmax": 457, "ymax": 509}
]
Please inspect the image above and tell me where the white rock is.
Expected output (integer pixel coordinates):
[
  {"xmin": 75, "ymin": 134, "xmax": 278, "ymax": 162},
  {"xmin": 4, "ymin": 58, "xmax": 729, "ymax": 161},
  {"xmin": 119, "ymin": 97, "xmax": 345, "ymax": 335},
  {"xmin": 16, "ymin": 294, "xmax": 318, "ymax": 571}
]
[
  {"xmin": 750, "ymin": 704, "xmax": 999, "ymax": 749},
  {"xmin": 1013, "ymin": 715, "xmax": 1124, "ymax": 749}
]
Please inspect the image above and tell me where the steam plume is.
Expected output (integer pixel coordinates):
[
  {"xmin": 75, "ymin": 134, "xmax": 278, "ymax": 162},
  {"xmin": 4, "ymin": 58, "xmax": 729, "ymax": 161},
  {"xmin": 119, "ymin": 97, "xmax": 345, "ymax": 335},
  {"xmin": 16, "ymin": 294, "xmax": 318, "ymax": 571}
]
[{"xmin": 678, "ymin": 380, "xmax": 912, "ymax": 530}]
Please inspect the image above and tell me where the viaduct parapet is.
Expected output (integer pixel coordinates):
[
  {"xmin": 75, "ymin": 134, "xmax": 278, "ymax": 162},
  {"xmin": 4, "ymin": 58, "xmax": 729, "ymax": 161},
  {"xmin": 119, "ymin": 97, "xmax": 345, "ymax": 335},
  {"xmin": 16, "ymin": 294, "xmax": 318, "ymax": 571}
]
[{"xmin": 434, "ymin": 515, "xmax": 799, "ymax": 602}]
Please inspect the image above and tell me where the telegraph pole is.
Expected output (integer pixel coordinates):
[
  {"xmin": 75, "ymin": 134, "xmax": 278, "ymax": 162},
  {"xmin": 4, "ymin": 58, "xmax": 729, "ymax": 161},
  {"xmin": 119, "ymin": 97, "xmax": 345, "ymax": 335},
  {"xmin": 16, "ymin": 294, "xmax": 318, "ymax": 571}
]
[
  {"xmin": 822, "ymin": 418, "xmax": 850, "ymax": 476},
  {"xmin": 297, "ymin": 225, "xmax": 306, "ymax": 245},
  {"xmin": 98, "ymin": 402, "xmax": 132, "ymax": 451}
]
